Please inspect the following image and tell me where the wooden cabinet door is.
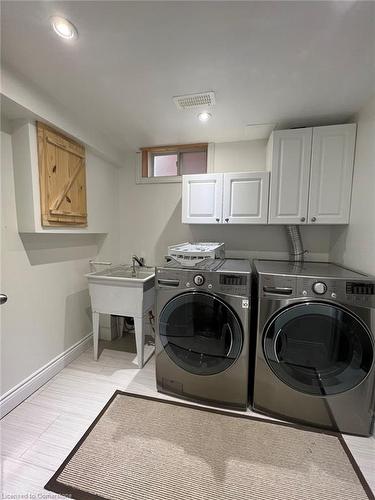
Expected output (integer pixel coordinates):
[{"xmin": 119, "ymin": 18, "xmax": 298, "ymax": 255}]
[
  {"xmin": 182, "ymin": 173, "xmax": 223, "ymax": 224},
  {"xmin": 268, "ymin": 128, "xmax": 312, "ymax": 224},
  {"xmin": 308, "ymin": 124, "xmax": 356, "ymax": 224},
  {"xmin": 222, "ymin": 172, "xmax": 269, "ymax": 224},
  {"xmin": 37, "ymin": 122, "xmax": 87, "ymax": 226}
]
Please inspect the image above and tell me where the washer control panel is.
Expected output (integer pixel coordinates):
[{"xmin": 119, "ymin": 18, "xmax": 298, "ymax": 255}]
[
  {"xmin": 156, "ymin": 268, "xmax": 251, "ymax": 296},
  {"xmin": 312, "ymin": 282, "xmax": 327, "ymax": 295},
  {"xmin": 346, "ymin": 282, "xmax": 375, "ymax": 296},
  {"xmin": 218, "ymin": 274, "xmax": 249, "ymax": 295},
  {"xmin": 193, "ymin": 274, "xmax": 205, "ymax": 286}
]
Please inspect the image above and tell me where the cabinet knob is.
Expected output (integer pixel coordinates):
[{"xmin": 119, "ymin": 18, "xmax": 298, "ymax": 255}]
[
  {"xmin": 225, "ymin": 218, "xmax": 229, "ymax": 223},
  {"xmin": 300, "ymin": 217, "xmax": 306, "ymax": 222},
  {"xmin": 311, "ymin": 217, "xmax": 317, "ymax": 222},
  {"xmin": 216, "ymin": 218, "xmax": 220, "ymax": 222},
  {"xmin": 0, "ymin": 294, "xmax": 8, "ymax": 305}
]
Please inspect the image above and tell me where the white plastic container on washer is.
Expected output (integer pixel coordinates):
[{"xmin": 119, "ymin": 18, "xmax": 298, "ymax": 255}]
[{"xmin": 167, "ymin": 242, "xmax": 225, "ymax": 267}]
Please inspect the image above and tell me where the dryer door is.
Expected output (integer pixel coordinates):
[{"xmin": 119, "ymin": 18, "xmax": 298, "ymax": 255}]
[
  {"xmin": 263, "ymin": 302, "xmax": 374, "ymax": 396},
  {"xmin": 159, "ymin": 291, "xmax": 243, "ymax": 375}
]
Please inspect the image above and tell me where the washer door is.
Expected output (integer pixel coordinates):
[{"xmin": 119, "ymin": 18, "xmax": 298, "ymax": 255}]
[
  {"xmin": 264, "ymin": 302, "xmax": 374, "ymax": 396},
  {"xmin": 159, "ymin": 291, "xmax": 243, "ymax": 375}
]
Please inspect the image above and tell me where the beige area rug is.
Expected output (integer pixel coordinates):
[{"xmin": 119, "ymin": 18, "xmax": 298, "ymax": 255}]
[{"xmin": 45, "ymin": 391, "xmax": 373, "ymax": 500}]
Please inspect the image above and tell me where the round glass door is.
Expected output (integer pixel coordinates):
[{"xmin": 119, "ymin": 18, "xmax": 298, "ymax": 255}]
[
  {"xmin": 159, "ymin": 292, "xmax": 243, "ymax": 375},
  {"xmin": 264, "ymin": 302, "xmax": 374, "ymax": 396}
]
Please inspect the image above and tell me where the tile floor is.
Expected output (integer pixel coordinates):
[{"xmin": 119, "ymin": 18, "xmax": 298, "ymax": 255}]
[{"xmin": 1, "ymin": 345, "xmax": 374, "ymax": 498}]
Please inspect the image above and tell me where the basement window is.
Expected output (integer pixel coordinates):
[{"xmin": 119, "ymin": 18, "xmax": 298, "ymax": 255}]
[{"xmin": 138, "ymin": 144, "xmax": 208, "ymax": 183}]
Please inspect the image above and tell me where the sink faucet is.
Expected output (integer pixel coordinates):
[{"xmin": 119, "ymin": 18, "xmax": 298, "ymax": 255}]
[{"xmin": 132, "ymin": 255, "xmax": 144, "ymax": 275}]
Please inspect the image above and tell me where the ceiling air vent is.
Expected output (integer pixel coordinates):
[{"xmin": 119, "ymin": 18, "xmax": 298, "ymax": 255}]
[{"xmin": 173, "ymin": 91, "xmax": 216, "ymax": 110}]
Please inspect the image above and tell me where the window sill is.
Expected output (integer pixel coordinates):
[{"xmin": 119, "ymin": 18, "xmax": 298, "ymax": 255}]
[{"xmin": 135, "ymin": 175, "xmax": 183, "ymax": 185}]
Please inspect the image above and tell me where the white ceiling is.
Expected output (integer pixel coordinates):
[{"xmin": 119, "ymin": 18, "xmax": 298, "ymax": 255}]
[{"xmin": 2, "ymin": 1, "xmax": 374, "ymax": 153}]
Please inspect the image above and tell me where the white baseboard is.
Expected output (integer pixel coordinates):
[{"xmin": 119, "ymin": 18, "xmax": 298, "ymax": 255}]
[{"xmin": 0, "ymin": 333, "xmax": 93, "ymax": 418}]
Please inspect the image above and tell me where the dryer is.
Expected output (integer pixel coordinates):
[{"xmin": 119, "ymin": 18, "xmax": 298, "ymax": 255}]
[
  {"xmin": 155, "ymin": 259, "xmax": 251, "ymax": 409},
  {"xmin": 253, "ymin": 260, "xmax": 375, "ymax": 436}
]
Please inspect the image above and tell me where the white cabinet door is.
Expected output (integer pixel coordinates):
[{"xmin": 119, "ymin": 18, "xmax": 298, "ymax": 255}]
[
  {"xmin": 268, "ymin": 128, "xmax": 312, "ymax": 224},
  {"xmin": 308, "ymin": 124, "xmax": 356, "ymax": 224},
  {"xmin": 222, "ymin": 172, "xmax": 269, "ymax": 224},
  {"xmin": 182, "ymin": 173, "xmax": 223, "ymax": 224}
]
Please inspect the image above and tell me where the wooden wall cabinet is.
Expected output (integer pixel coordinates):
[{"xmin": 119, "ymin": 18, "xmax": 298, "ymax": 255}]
[{"xmin": 37, "ymin": 122, "xmax": 87, "ymax": 226}]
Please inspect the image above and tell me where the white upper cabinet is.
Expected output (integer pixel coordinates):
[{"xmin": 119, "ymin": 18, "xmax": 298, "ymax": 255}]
[
  {"xmin": 267, "ymin": 128, "xmax": 312, "ymax": 224},
  {"xmin": 222, "ymin": 172, "xmax": 269, "ymax": 224},
  {"xmin": 182, "ymin": 173, "xmax": 223, "ymax": 224},
  {"xmin": 182, "ymin": 172, "xmax": 269, "ymax": 224},
  {"xmin": 267, "ymin": 123, "xmax": 356, "ymax": 224},
  {"xmin": 308, "ymin": 124, "xmax": 356, "ymax": 224}
]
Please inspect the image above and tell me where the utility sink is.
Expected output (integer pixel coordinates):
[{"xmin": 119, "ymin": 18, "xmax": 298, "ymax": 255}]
[
  {"xmin": 86, "ymin": 265, "xmax": 155, "ymax": 368},
  {"xmin": 88, "ymin": 265, "xmax": 155, "ymax": 285}
]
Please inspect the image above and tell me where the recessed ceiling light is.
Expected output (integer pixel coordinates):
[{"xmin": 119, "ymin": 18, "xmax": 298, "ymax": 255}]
[
  {"xmin": 198, "ymin": 112, "xmax": 212, "ymax": 122},
  {"xmin": 50, "ymin": 16, "xmax": 78, "ymax": 40}
]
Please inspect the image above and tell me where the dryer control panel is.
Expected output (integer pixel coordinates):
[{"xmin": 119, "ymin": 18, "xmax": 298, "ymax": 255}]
[
  {"xmin": 345, "ymin": 281, "xmax": 375, "ymax": 307},
  {"xmin": 296, "ymin": 278, "xmax": 375, "ymax": 306},
  {"xmin": 260, "ymin": 274, "xmax": 375, "ymax": 307}
]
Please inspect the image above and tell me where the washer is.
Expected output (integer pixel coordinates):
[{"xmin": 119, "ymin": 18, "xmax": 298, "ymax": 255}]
[
  {"xmin": 155, "ymin": 259, "xmax": 251, "ymax": 409},
  {"xmin": 252, "ymin": 259, "xmax": 375, "ymax": 436}
]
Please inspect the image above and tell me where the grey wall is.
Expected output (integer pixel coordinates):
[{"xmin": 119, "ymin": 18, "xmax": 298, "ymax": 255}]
[{"xmin": 330, "ymin": 94, "xmax": 375, "ymax": 275}]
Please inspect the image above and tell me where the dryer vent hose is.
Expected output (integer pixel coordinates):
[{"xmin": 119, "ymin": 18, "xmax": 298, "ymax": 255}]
[{"xmin": 285, "ymin": 225, "xmax": 306, "ymax": 263}]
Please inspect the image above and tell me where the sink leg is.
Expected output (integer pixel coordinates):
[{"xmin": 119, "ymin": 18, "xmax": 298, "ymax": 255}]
[
  {"xmin": 93, "ymin": 312, "xmax": 99, "ymax": 361},
  {"xmin": 118, "ymin": 316, "xmax": 125, "ymax": 337},
  {"xmin": 134, "ymin": 317, "xmax": 144, "ymax": 368}
]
